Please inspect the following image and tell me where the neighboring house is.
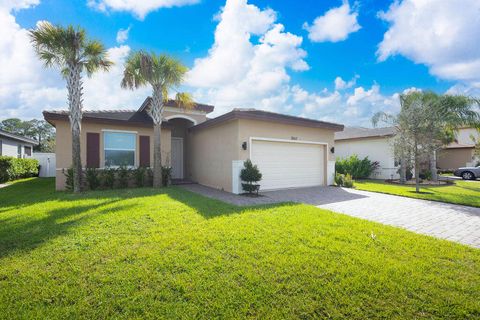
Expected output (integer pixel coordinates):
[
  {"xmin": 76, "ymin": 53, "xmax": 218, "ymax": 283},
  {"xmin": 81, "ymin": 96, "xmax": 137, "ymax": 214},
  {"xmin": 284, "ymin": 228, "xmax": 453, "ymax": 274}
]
[
  {"xmin": 44, "ymin": 97, "xmax": 344, "ymax": 193},
  {"xmin": 335, "ymin": 127, "xmax": 399, "ymax": 180},
  {"xmin": 437, "ymin": 127, "xmax": 479, "ymax": 169},
  {"xmin": 0, "ymin": 129, "xmax": 38, "ymax": 158}
]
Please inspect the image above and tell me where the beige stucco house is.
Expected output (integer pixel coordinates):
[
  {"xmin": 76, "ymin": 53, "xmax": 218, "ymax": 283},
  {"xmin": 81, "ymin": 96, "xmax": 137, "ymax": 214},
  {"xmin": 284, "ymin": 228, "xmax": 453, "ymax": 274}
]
[{"xmin": 44, "ymin": 98, "xmax": 344, "ymax": 193}]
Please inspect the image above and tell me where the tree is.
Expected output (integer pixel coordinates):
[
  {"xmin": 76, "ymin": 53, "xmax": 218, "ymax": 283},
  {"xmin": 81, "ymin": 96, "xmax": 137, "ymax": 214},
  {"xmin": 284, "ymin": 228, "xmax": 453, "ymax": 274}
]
[
  {"xmin": 30, "ymin": 22, "xmax": 112, "ymax": 192},
  {"xmin": 240, "ymin": 159, "xmax": 262, "ymax": 194},
  {"xmin": 373, "ymin": 91, "xmax": 480, "ymax": 193},
  {"xmin": 0, "ymin": 118, "xmax": 55, "ymax": 152},
  {"xmin": 121, "ymin": 51, "xmax": 192, "ymax": 187}
]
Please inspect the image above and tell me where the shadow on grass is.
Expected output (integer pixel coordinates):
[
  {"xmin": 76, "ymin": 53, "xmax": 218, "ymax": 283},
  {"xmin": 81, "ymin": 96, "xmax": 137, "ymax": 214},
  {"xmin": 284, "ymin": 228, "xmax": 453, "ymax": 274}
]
[
  {"xmin": 407, "ymin": 190, "xmax": 434, "ymax": 195},
  {"xmin": 0, "ymin": 178, "xmax": 289, "ymax": 258}
]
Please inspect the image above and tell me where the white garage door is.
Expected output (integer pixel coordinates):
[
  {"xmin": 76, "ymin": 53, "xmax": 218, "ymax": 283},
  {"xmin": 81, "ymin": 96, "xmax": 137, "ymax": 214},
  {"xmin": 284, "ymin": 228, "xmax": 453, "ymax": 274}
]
[{"xmin": 251, "ymin": 139, "xmax": 325, "ymax": 190}]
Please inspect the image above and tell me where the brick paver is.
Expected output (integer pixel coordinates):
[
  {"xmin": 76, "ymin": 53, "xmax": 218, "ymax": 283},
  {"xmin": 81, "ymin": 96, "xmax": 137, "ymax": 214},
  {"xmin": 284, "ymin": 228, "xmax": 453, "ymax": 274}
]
[{"xmin": 181, "ymin": 184, "xmax": 480, "ymax": 248}]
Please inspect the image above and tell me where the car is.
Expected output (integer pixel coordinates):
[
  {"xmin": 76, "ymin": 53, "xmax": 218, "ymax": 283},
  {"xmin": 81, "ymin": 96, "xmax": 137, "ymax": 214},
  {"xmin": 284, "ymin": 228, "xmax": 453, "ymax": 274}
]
[{"xmin": 454, "ymin": 166, "xmax": 480, "ymax": 180}]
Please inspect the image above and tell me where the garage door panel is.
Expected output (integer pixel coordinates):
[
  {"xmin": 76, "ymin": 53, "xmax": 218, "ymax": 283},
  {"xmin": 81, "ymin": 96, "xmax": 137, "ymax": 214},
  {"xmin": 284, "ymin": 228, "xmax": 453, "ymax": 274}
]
[{"xmin": 251, "ymin": 140, "xmax": 324, "ymax": 190}]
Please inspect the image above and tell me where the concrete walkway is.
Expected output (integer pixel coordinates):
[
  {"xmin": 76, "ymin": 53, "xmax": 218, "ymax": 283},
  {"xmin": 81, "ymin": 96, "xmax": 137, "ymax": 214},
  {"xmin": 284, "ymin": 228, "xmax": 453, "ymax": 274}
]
[{"xmin": 181, "ymin": 184, "xmax": 480, "ymax": 248}]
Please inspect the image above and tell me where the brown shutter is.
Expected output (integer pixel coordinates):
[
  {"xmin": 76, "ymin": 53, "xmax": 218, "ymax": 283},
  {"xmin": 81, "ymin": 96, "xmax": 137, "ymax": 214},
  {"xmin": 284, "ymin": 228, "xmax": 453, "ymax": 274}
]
[
  {"xmin": 86, "ymin": 132, "xmax": 100, "ymax": 168},
  {"xmin": 139, "ymin": 135, "xmax": 150, "ymax": 167}
]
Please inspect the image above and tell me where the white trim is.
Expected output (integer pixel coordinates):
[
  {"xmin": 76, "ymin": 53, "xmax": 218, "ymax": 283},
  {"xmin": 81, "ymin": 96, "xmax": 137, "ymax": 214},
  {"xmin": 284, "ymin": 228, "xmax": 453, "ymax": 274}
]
[
  {"xmin": 165, "ymin": 106, "xmax": 205, "ymax": 115},
  {"xmin": 103, "ymin": 131, "xmax": 137, "ymax": 167},
  {"xmin": 101, "ymin": 129, "xmax": 138, "ymax": 134},
  {"xmin": 165, "ymin": 115, "xmax": 198, "ymax": 125}
]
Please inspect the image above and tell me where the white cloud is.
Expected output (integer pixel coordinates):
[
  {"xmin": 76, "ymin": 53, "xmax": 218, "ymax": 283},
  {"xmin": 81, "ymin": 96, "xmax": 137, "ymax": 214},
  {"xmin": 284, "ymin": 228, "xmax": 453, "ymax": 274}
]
[
  {"xmin": 87, "ymin": 0, "xmax": 200, "ymax": 19},
  {"xmin": 116, "ymin": 26, "xmax": 131, "ymax": 43},
  {"xmin": 377, "ymin": 0, "xmax": 480, "ymax": 83},
  {"xmin": 303, "ymin": 1, "xmax": 360, "ymax": 43},
  {"xmin": 334, "ymin": 75, "xmax": 358, "ymax": 90},
  {"xmin": 0, "ymin": 4, "xmax": 149, "ymax": 119},
  {"xmin": 187, "ymin": 0, "xmax": 308, "ymax": 116},
  {"xmin": 0, "ymin": 0, "xmax": 39, "ymax": 11}
]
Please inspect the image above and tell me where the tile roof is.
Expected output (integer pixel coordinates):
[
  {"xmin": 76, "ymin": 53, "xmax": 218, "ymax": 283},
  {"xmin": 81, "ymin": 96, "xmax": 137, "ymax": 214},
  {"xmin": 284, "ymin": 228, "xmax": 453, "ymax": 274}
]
[
  {"xmin": 335, "ymin": 126, "xmax": 396, "ymax": 141},
  {"xmin": 189, "ymin": 108, "xmax": 344, "ymax": 132}
]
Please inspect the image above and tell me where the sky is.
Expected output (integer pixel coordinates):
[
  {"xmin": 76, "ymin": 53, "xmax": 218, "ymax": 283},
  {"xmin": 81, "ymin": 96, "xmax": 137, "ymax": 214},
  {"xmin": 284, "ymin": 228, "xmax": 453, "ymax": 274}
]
[{"xmin": 1, "ymin": 0, "xmax": 480, "ymax": 127}]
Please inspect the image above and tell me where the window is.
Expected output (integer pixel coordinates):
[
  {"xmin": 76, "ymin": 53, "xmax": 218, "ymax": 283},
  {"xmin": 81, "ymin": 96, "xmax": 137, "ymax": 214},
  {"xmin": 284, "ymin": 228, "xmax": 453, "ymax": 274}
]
[
  {"xmin": 17, "ymin": 145, "xmax": 22, "ymax": 158},
  {"xmin": 104, "ymin": 131, "xmax": 136, "ymax": 167},
  {"xmin": 24, "ymin": 146, "xmax": 32, "ymax": 157}
]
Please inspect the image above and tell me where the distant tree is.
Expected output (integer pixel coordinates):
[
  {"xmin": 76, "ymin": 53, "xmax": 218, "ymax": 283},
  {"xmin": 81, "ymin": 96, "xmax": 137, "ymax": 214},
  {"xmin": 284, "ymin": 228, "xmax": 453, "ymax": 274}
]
[
  {"xmin": 30, "ymin": 22, "xmax": 113, "ymax": 192},
  {"xmin": 0, "ymin": 118, "xmax": 55, "ymax": 152}
]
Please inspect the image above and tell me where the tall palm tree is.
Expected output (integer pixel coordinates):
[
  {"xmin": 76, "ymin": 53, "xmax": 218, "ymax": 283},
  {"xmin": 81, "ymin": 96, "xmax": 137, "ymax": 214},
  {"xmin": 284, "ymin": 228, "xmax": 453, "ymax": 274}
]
[
  {"xmin": 29, "ymin": 22, "xmax": 113, "ymax": 192},
  {"xmin": 121, "ymin": 51, "xmax": 192, "ymax": 187}
]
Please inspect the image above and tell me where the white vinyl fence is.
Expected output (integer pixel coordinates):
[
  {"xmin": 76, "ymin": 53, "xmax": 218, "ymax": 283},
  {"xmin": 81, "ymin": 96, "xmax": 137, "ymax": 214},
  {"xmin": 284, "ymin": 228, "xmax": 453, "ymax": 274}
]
[{"xmin": 33, "ymin": 153, "xmax": 56, "ymax": 177}]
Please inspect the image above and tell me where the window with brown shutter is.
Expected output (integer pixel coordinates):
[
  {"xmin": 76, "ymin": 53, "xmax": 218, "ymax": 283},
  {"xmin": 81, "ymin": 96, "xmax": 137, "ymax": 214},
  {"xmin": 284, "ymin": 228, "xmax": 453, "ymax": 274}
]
[
  {"xmin": 139, "ymin": 135, "xmax": 150, "ymax": 167},
  {"xmin": 86, "ymin": 132, "xmax": 100, "ymax": 168}
]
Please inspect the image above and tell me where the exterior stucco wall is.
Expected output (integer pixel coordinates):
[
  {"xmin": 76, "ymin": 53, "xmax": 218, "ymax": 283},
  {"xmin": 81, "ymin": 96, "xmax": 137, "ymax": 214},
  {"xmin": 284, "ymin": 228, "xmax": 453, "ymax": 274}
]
[
  {"xmin": 188, "ymin": 118, "xmax": 338, "ymax": 192},
  {"xmin": 437, "ymin": 148, "xmax": 475, "ymax": 169},
  {"xmin": 53, "ymin": 120, "xmax": 171, "ymax": 190},
  {"xmin": 335, "ymin": 137, "xmax": 399, "ymax": 180},
  {"xmin": 187, "ymin": 120, "xmax": 239, "ymax": 192},
  {"xmin": 0, "ymin": 137, "xmax": 34, "ymax": 158},
  {"xmin": 163, "ymin": 109, "xmax": 207, "ymax": 125}
]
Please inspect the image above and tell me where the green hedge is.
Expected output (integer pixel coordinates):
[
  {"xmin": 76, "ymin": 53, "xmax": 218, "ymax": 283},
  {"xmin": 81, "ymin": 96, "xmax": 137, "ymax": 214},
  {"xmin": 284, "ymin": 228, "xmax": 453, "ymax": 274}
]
[{"xmin": 0, "ymin": 156, "xmax": 39, "ymax": 183}]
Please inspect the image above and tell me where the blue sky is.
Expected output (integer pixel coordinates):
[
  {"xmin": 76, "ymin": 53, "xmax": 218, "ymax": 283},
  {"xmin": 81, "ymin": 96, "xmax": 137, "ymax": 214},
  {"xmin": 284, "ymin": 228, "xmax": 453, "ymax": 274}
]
[{"xmin": 2, "ymin": 0, "xmax": 480, "ymax": 126}]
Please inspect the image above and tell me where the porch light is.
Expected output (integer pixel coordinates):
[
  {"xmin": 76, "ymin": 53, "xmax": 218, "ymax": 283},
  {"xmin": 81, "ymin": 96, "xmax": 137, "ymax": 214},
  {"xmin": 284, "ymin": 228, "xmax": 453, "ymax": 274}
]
[
  {"xmin": 330, "ymin": 147, "xmax": 335, "ymax": 154},
  {"xmin": 242, "ymin": 142, "xmax": 247, "ymax": 150}
]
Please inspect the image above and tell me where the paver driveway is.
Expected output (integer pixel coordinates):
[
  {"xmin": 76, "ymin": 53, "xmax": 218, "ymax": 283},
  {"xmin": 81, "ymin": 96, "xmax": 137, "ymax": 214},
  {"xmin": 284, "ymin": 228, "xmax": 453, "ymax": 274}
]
[{"xmin": 182, "ymin": 184, "xmax": 480, "ymax": 248}]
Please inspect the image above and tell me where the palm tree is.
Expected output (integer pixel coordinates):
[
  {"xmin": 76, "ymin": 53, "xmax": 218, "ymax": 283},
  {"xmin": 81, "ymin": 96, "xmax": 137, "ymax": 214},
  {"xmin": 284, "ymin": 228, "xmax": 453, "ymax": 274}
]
[
  {"xmin": 121, "ymin": 51, "xmax": 192, "ymax": 187},
  {"xmin": 29, "ymin": 22, "xmax": 113, "ymax": 192}
]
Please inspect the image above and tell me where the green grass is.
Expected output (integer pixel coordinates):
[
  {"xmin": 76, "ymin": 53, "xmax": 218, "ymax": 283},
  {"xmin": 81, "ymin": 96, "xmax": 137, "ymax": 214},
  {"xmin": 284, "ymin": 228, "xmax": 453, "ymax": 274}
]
[
  {"xmin": 0, "ymin": 178, "xmax": 479, "ymax": 319},
  {"xmin": 354, "ymin": 180, "xmax": 480, "ymax": 207}
]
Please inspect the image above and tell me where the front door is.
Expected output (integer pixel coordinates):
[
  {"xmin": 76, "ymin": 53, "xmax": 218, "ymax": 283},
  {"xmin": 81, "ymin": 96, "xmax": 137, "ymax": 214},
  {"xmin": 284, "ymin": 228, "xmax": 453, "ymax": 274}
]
[{"xmin": 171, "ymin": 137, "xmax": 184, "ymax": 179}]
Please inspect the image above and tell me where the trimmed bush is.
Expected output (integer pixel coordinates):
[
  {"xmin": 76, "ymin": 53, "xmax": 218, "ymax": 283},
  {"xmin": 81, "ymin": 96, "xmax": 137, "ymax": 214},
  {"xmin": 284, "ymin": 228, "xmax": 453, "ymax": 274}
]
[
  {"xmin": 336, "ymin": 155, "xmax": 379, "ymax": 179},
  {"xmin": 162, "ymin": 166, "xmax": 172, "ymax": 187},
  {"xmin": 102, "ymin": 167, "xmax": 116, "ymax": 189},
  {"xmin": 63, "ymin": 167, "xmax": 74, "ymax": 191},
  {"xmin": 117, "ymin": 166, "xmax": 130, "ymax": 188},
  {"xmin": 0, "ymin": 156, "xmax": 39, "ymax": 183},
  {"xmin": 85, "ymin": 167, "xmax": 100, "ymax": 190},
  {"xmin": 334, "ymin": 173, "xmax": 354, "ymax": 188},
  {"xmin": 134, "ymin": 167, "xmax": 147, "ymax": 187},
  {"xmin": 240, "ymin": 159, "xmax": 262, "ymax": 194}
]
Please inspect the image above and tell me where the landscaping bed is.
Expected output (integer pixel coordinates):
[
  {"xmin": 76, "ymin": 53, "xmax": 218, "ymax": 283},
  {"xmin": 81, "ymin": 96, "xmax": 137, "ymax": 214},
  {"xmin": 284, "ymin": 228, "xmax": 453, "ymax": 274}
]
[{"xmin": 0, "ymin": 178, "xmax": 479, "ymax": 319}]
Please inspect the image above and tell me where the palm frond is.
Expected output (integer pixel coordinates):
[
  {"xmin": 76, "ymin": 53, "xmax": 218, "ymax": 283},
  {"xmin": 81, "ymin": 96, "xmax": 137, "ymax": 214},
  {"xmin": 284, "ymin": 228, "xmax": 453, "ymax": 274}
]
[{"xmin": 175, "ymin": 92, "xmax": 194, "ymax": 109}]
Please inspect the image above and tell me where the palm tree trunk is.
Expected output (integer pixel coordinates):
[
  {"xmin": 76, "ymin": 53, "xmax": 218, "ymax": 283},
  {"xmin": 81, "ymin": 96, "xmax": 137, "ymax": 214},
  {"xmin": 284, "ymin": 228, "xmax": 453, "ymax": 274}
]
[
  {"xmin": 67, "ymin": 63, "xmax": 83, "ymax": 193},
  {"xmin": 150, "ymin": 86, "xmax": 164, "ymax": 188}
]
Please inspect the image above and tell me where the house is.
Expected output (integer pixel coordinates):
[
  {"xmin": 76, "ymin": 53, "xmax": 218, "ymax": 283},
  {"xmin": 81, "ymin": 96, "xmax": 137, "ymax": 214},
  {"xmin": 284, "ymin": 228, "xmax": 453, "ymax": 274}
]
[
  {"xmin": 0, "ymin": 129, "xmax": 38, "ymax": 158},
  {"xmin": 44, "ymin": 97, "xmax": 344, "ymax": 192},
  {"xmin": 335, "ymin": 126, "xmax": 480, "ymax": 180},
  {"xmin": 437, "ymin": 127, "xmax": 479, "ymax": 169},
  {"xmin": 335, "ymin": 127, "xmax": 399, "ymax": 180}
]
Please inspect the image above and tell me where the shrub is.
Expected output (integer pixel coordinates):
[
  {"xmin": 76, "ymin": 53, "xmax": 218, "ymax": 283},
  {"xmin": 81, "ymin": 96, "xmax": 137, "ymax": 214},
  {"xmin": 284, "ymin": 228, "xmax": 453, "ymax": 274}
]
[
  {"xmin": 63, "ymin": 167, "xmax": 74, "ymax": 191},
  {"xmin": 102, "ymin": 167, "xmax": 116, "ymax": 189},
  {"xmin": 240, "ymin": 159, "xmax": 262, "ymax": 194},
  {"xmin": 334, "ymin": 172, "xmax": 354, "ymax": 188},
  {"xmin": 85, "ymin": 167, "xmax": 100, "ymax": 190},
  {"xmin": 336, "ymin": 155, "xmax": 378, "ymax": 179},
  {"xmin": 0, "ymin": 156, "xmax": 39, "ymax": 183},
  {"xmin": 146, "ymin": 168, "xmax": 153, "ymax": 187},
  {"xmin": 118, "ymin": 166, "xmax": 130, "ymax": 188},
  {"xmin": 133, "ymin": 167, "xmax": 147, "ymax": 187},
  {"xmin": 161, "ymin": 166, "xmax": 172, "ymax": 187}
]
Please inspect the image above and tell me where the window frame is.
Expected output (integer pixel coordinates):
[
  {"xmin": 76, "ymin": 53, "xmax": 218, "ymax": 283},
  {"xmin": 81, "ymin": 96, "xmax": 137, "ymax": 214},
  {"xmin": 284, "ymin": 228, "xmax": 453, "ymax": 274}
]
[
  {"xmin": 17, "ymin": 145, "xmax": 23, "ymax": 159},
  {"xmin": 102, "ymin": 130, "xmax": 137, "ymax": 168}
]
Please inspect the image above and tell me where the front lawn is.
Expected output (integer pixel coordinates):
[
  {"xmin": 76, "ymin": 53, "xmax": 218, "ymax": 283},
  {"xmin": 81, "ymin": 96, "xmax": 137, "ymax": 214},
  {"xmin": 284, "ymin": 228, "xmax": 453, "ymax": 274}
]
[
  {"xmin": 355, "ymin": 179, "xmax": 480, "ymax": 207},
  {"xmin": 1, "ymin": 178, "xmax": 479, "ymax": 319}
]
